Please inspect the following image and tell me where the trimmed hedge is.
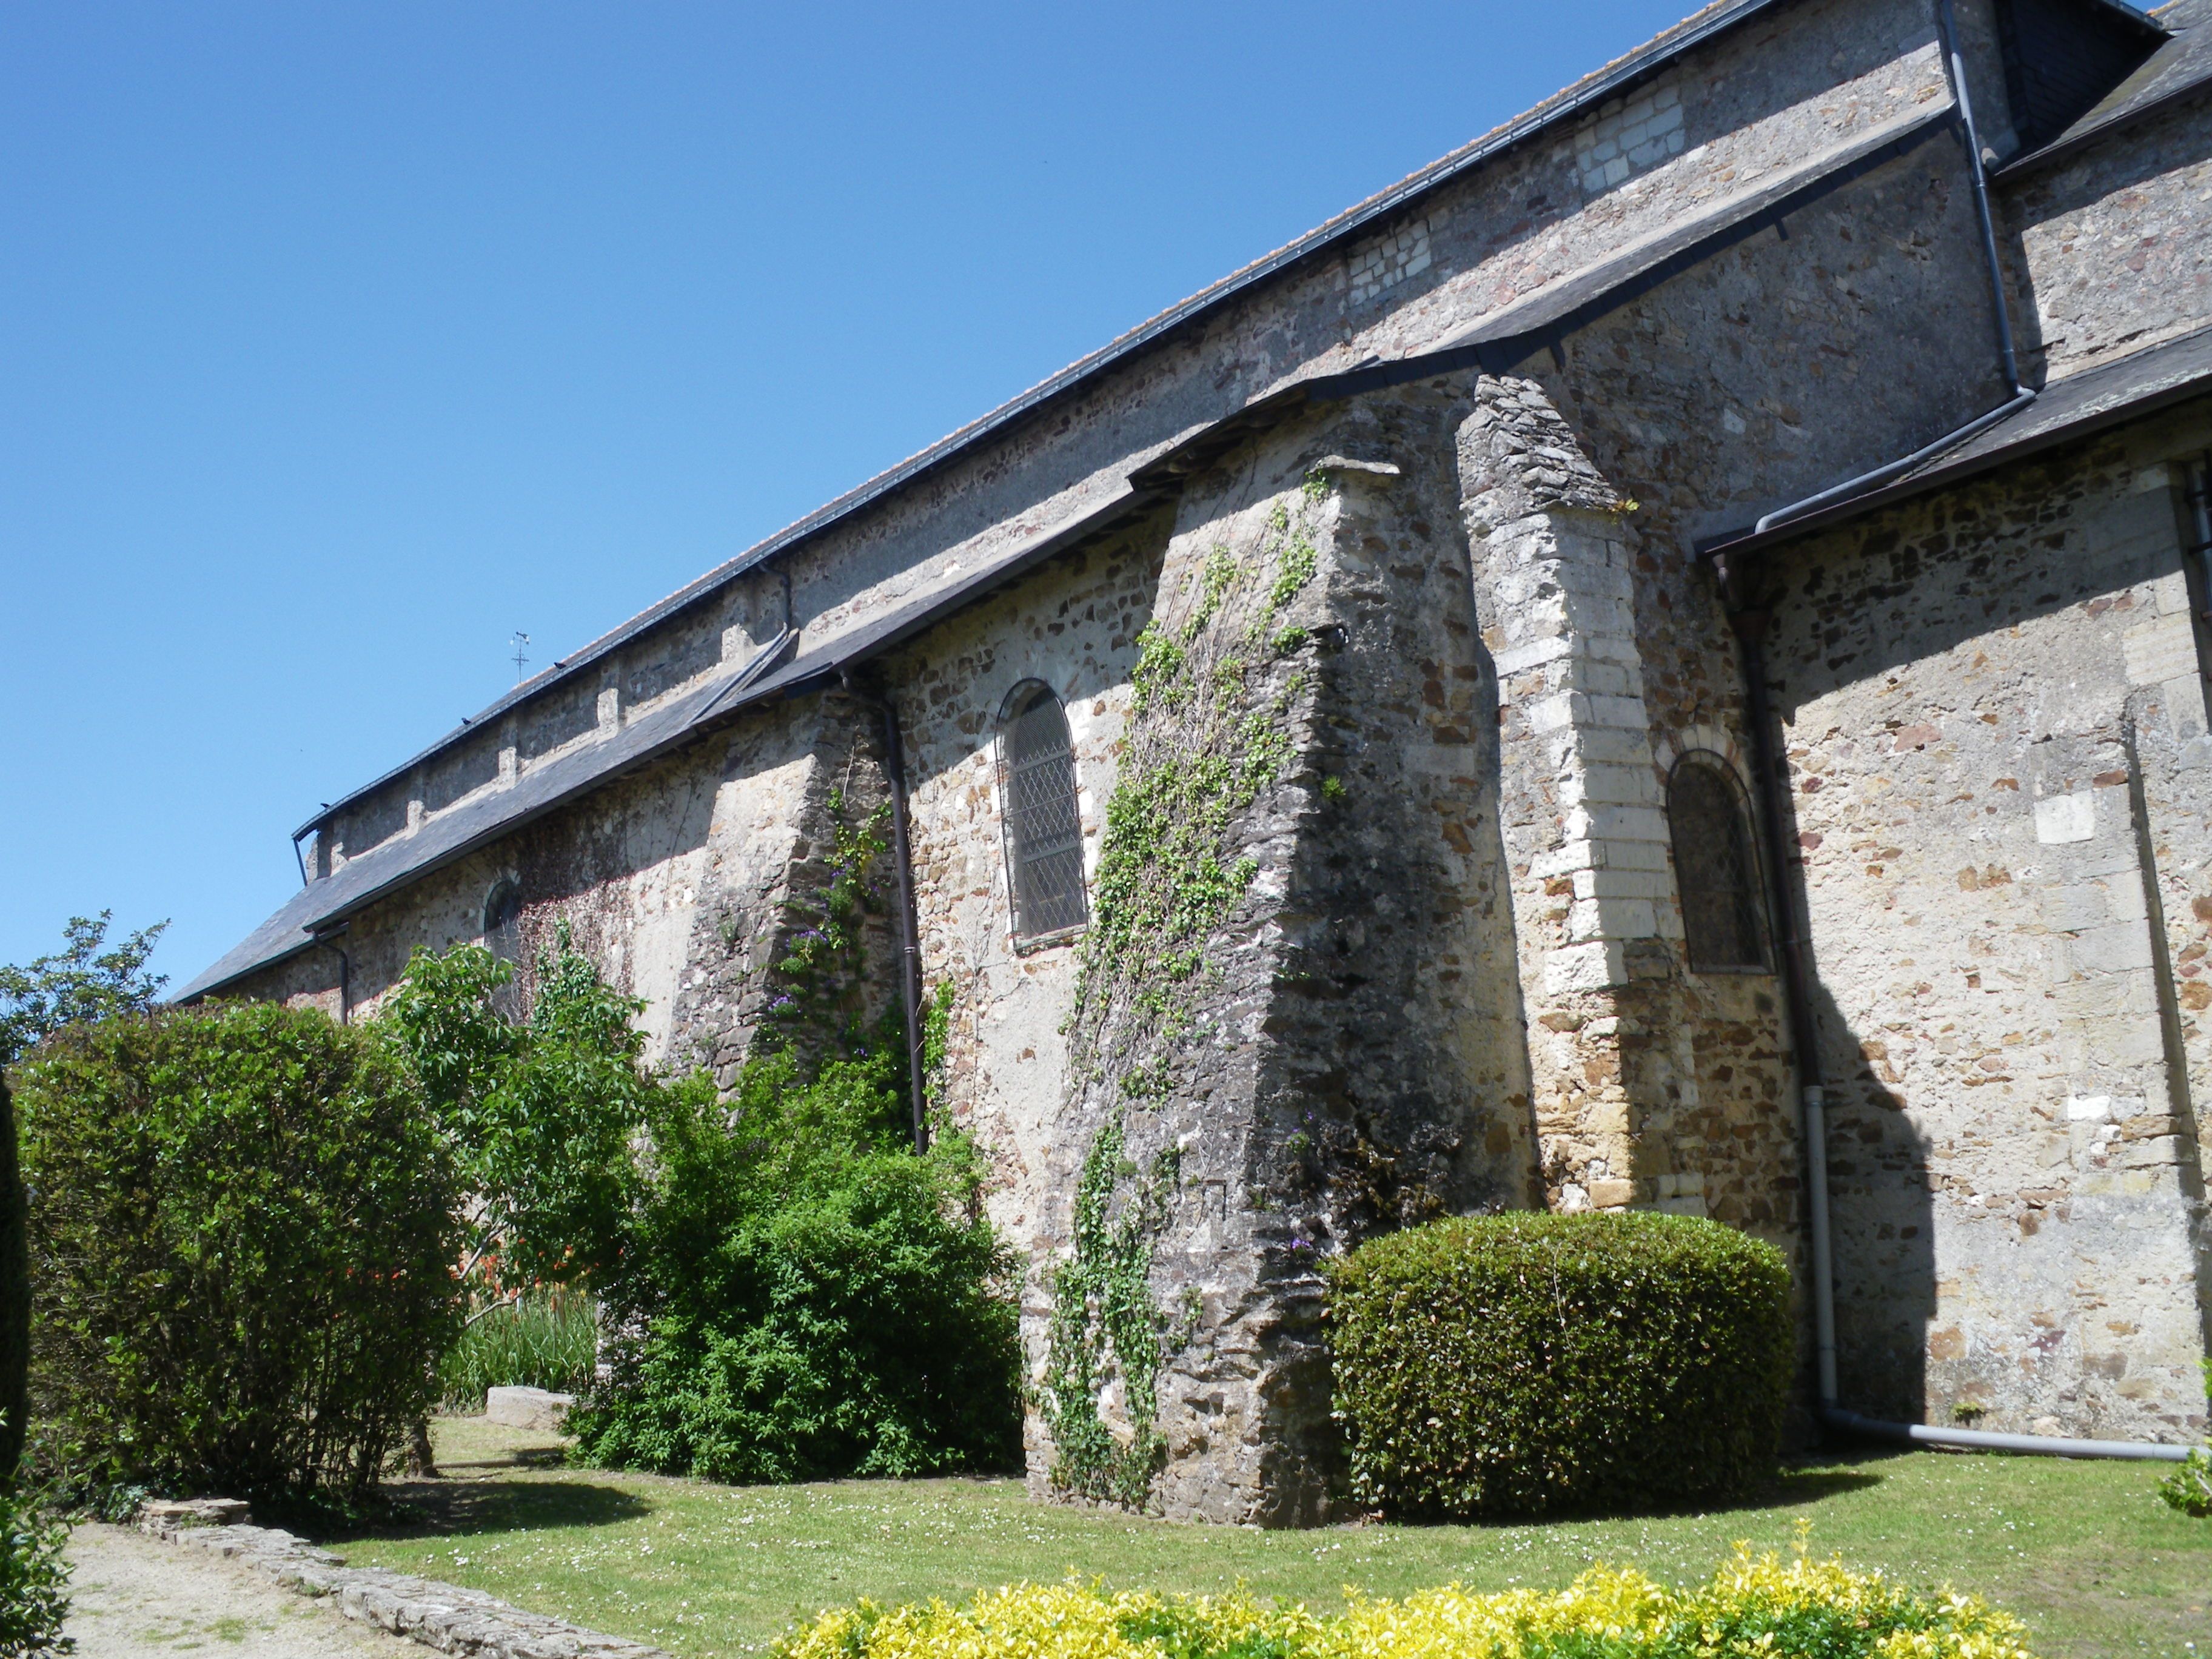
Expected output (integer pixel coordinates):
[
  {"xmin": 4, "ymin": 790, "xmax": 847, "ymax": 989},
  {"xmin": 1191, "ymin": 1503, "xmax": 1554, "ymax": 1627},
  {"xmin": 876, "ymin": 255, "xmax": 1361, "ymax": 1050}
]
[{"xmin": 1328, "ymin": 1210, "xmax": 1792, "ymax": 1518}]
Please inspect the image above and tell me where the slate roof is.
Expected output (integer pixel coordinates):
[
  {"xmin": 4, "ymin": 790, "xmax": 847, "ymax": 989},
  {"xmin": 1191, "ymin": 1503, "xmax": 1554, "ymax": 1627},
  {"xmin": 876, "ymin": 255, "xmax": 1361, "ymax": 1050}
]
[
  {"xmin": 290, "ymin": 0, "xmax": 1801, "ymax": 843},
  {"xmin": 185, "ymin": 0, "xmax": 2182, "ymax": 1000},
  {"xmin": 1699, "ymin": 320, "xmax": 2212, "ymax": 560},
  {"xmin": 1997, "ymin": 0, "xmax": 2211, "ymax": 175},
  {"xmin": 175, "ymin": 489, "xmax": 1154, "ymax": 1000}
]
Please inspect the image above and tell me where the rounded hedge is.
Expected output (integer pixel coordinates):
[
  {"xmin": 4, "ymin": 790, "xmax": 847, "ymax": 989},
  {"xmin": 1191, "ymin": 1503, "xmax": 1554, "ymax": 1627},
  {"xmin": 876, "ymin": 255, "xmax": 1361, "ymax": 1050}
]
[{"xmin": 1327, "ymin": 1210, "xmax": 1792, "ymax": 1518}]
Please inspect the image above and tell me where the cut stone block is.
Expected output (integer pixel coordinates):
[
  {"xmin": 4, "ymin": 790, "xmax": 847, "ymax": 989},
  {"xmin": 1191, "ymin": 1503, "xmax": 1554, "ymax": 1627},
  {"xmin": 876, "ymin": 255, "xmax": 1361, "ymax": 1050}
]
[{"xmin": 484, "ymin": 1386, "xmax": 574, "ymax": 1432}]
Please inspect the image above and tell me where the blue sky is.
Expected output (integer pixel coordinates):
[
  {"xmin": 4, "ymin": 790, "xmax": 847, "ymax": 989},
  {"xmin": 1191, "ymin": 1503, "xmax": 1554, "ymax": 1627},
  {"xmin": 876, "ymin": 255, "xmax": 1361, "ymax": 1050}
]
[{"xmin": 2, "ymin": 0, "xmax": 1696, "ymax": 991}]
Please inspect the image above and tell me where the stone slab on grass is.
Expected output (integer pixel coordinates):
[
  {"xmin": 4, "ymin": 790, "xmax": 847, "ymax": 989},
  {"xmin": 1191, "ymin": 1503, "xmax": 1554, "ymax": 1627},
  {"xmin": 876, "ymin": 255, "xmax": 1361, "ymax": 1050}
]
[{"xmin": 485, "ymin": 1386, "xmax": 575, "ymax": 1432}]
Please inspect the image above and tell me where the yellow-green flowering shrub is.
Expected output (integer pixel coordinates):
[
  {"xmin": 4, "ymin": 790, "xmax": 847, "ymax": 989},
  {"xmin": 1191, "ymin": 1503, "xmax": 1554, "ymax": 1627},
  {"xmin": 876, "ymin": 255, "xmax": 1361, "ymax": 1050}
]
[{"xmin": 776, "ymin": 1547, "xmax": 2035, "ymax": 1659}]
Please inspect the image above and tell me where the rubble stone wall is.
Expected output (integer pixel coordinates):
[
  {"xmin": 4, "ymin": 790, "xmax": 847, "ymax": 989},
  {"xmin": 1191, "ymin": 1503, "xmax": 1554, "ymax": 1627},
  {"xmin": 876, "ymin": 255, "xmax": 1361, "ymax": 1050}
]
[
  {"xmin": 1757, "ymin": 406, "xmax": 2212, "ymax": 1439},
  {"xmin": 2003, "ymin": 87, "xmax": 2212, "ymax": 383}
]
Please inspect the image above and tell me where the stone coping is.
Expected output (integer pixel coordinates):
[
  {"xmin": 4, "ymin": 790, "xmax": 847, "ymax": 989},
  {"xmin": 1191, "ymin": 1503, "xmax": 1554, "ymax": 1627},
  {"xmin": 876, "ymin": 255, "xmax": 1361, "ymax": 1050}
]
[{"xmin": 138, "ymin": 1499, "xmax": 669, "ymax": 1659}]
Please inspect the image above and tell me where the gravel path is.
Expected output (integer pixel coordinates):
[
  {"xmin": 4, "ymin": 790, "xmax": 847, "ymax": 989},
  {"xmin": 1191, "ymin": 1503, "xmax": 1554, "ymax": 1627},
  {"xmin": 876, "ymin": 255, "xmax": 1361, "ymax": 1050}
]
[{"xmin": 62, "ymin": 1523, "xmax": 423, "ymax": 1659}]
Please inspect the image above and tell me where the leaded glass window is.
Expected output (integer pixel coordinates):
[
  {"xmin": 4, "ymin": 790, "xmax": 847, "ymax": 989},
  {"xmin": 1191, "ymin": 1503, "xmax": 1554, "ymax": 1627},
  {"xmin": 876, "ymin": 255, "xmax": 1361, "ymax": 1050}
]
[
  {"xmin": 484, "ymin": 879, "xmax": 524, "ymax": 963},
  {"xmin": 998, "ymin": 683, "xmax": 1088, "ymax": 940},
  {"xmin": 1667, "ymin": 755, "xmax": 1768, "ymax": 973},
  {"xmin": 483, "ymin": 879, "xmax": 525, "ymax": 1018}
]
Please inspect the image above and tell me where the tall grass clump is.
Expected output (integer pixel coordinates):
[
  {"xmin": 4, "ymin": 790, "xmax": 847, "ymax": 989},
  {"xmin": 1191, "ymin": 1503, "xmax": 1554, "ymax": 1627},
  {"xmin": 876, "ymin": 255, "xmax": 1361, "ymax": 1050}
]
[{"xmin": 440, "ymin": 1290, "xmax": 598, "ymax": 1412}]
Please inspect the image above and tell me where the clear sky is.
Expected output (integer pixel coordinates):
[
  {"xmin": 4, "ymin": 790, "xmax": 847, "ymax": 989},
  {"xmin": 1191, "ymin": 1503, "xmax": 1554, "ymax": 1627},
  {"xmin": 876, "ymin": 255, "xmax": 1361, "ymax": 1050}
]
[{"xmin": 3, "ymin": 0, "xmax": 1699, "ymax": 991}]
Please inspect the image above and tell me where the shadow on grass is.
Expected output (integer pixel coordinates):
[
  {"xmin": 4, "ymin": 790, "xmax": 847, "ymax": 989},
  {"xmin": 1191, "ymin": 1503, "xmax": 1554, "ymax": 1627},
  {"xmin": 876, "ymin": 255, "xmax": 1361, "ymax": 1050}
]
[
  {"xmin": 327, "ymin": 1477, "xmax": 654, "ymax": 1544},
  {"xmin": 1379, "ymin": 1458, "xmax": 1889, "ymax": 1530},
  {"xmin": 1709, "ymin": 1461, "xmax": 1888, "ymax": 1513}
]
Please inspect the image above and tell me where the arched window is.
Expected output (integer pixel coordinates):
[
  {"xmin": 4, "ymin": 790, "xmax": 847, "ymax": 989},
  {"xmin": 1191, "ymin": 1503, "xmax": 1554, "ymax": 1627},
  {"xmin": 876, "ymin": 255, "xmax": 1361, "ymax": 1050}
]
[
  {"xmin": 1667, "ymin": 754, "xmax": 1769, "ymax": 973},
  {"xmin": 997, "ymin": 682, "xmax": 1089, "ymax": 940},
  {"xmin": 483, "ymin": 879, "xmax": 525, "ymax": 1018},
  {"xmin": 483, "ymin": 879, "xmax": 523, "ymax": 965}
]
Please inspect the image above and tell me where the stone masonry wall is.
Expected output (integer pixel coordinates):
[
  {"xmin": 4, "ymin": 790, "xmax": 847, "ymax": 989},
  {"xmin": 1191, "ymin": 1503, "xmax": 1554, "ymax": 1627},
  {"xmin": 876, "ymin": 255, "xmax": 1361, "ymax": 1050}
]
[
  {"xmin": 2003, "ymin": 81, "xmax": 2212, "ymax": 384},
  {"xmin": 1758, "ymin": 406, "xmax": 2212, "ymax": 1439},
  {"xmin": 882, "ymin": 518, "xmax": 1170, "ymax": 1258},
  {"xmin": 984, "ymin": 404, "xmax": 1534, "ymax": 1526},
  {"xmin": 292, "ymin": 0, "xmax": 1974, "ymax": 891}
]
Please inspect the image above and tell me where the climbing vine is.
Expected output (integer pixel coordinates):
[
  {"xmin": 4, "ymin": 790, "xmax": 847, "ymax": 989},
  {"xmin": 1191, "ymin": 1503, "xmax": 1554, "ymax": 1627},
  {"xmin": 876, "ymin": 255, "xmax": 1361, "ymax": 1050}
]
[
  {"xmin": 764, "ymin": 785, "xmax": 894, "ymax": 1056},
  {"xmin": 1038, "ymin": 472, "xmax": 1329, "ymax": 1503}
]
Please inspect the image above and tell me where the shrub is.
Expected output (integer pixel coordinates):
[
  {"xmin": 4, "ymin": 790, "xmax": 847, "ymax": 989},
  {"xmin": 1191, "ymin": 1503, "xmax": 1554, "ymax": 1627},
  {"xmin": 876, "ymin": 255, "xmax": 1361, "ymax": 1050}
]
[
  {"xmin": 569, "ymin": 1047, "xmax": 1022, "ymax": 1483},
  {"xmin": 0, "ymin": 1474, "xmax": 69, "ymax": 1658},
  {"xmin": 16, "ymin": 1004, "xmax": 461, "ymax": 1503},
  {"xmin": 440, "ymin": 1290, "xmax": 598, "ymax": 1412},
  {"xmin": 2154, "ymin": 1359, "xmax": 2211, "ymax": 1517},
  {"xmin": 1327, "ymin": 1210, "xmax": 1792, "ymax": 1518},
  {"xmin": 774, "ymin": 1547, "xmax": 2034, "ymax": 1659}
]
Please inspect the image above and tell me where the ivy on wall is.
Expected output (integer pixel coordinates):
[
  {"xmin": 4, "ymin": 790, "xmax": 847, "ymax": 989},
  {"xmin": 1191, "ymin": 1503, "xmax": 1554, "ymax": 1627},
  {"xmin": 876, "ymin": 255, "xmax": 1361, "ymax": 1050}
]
[
  {"xmin": 766, "ymin": 785, "xmax": 894, "ymax": 1059},
  {"xmin": 1037, "ymin": 474, "xmax": 1329, "ymax": 1504}
]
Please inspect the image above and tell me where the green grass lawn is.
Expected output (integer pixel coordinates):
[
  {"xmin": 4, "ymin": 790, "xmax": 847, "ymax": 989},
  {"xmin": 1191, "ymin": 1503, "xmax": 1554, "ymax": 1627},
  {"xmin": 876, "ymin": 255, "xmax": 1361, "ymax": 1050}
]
[{"xmin": 323, "ymin": 1418, "xmax": 2211, "ymax": 1659}]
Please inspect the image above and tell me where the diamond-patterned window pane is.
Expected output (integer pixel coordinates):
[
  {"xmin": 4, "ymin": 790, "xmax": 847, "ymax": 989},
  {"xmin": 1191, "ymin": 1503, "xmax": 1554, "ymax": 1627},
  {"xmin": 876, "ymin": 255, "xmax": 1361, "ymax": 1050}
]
[
  {"xmin": 484, "ymin": 880, "xmax": 525, "ymax": 1019},
  {"xmin": 1000, "ymin": 686, "xmax": 1088, "ymax": 939},
  {"xmin": 1668, "ymin": 759, "xmax": 1768, "ymax": 973}
]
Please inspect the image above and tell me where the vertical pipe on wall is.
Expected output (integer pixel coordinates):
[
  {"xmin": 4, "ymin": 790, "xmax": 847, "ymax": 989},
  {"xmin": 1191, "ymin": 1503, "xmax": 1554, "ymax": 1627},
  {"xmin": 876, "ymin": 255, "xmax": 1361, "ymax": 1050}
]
[
  {"xmin": 1721, "ymin": 583, "xmax": 2202, "ymax": 1461},
  {"xmin": 1934, "ymin": 0, "xmax": 2024, "ymax": 393},
  {"xmin": 312, "ymin": 928, "xmax": 352, "ymax": 1026},
  {"xmin": 1723, "ymin": 604, "xmax": 1838, "ymax": 1409}
]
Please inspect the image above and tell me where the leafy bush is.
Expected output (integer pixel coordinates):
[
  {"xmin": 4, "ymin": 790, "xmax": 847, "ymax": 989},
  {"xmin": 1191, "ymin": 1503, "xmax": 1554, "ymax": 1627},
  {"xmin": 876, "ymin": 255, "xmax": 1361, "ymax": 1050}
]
[
  {"xmin": 1, "ymin": 911, "xmax": 168, "ymax": 1489},
  {"xmin": 2159, "ymin": 1449, "xmax": 2212, "ymax": 1517},
  {"xmin": 0, "ymin": 1473, "xmax": 70, "ymax": 1658},
  {"xmin": 569, "ymin": 1047, "xmax": 1022, "ymax": 1483},
  {"xmin": 384, "ymin": 936, "xmax": 646, "ymax": 1296},
  {"xmin": 440, "ymin": 1290, "xmax": 598, "ymax": 1412},
  {"xmin": 2154, "ymin": 1358, "xmax": 2211, "ymax": 1517},
  {"xmin": 1328, "ymin": 1211, "xmax": 1792, "ymax": 1518},
  {"xmin": 775, "ymin": 1547, "xmax": 2033, "ymax": 1659},
  {"xmin": 16, "ymin": 1004, "xmax": 461, "ymax": 1502}
]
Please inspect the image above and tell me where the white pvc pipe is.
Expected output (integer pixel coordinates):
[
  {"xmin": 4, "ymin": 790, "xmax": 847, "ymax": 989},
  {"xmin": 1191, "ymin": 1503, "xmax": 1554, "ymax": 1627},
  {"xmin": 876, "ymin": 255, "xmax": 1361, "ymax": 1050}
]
[{"xmin": 1825, "ymin": 1408, "xmax": 2200, "ymax": 1463}]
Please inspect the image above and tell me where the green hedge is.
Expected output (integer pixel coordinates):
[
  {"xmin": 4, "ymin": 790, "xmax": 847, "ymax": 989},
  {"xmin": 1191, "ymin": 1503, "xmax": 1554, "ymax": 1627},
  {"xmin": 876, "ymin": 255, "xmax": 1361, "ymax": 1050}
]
[
  {"xmin": 16, "ymin": 1005, "xmax": 461, "ymax": 1503},
  {"xmin": 1328, "ymin": 1210, "xmax": 1793, "ymax": 1518}
]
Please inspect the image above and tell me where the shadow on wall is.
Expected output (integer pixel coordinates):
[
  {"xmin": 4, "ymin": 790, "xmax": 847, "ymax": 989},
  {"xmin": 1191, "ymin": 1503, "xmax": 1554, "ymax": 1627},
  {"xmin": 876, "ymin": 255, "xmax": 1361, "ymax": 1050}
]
[
  {"xmin": 1806, "ymin": 977, "xmax": 1938, "ymax": 1424},
  {"xmin": 1750, "ymin": 449, "xmax": 2212, "ymax": 1430}
]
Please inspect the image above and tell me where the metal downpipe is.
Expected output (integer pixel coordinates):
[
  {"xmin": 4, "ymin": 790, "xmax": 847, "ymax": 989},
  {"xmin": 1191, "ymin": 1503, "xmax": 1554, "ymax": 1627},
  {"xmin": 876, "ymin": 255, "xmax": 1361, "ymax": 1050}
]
[
  {"xmin": 312, "ymin": 927, "xmax": 351, "ymax": 1026},
  {"xmin": 1745, "ymin": 0, "xmax": 2038, "ymax": 542},
  {"xmin": 1728, "ymin": 618, "xmax": 2206, "ymax": 1463},
  {"xmin": 1729, "ymin": 612, "xmax": 1840, "ymax": 1409}
]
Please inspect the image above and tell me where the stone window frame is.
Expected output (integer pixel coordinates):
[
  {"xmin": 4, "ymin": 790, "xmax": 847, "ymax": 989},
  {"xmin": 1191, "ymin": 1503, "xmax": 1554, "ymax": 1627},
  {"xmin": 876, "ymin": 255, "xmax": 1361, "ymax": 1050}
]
[
  {"xmin": 993, "ymin": 679, "xmax": 1091, "ymax": 952},
  {"xmin": 1652, "ymin": 728, "xmax": 1773, "ymax": 976},
  {"xmin": 482, "ymin": 876, "xmax": 526, "ymax": 1017}
]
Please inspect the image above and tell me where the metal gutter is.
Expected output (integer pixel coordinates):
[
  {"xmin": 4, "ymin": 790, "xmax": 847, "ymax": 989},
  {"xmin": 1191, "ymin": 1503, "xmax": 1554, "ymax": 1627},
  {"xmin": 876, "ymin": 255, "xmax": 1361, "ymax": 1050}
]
[
  {"xmin": 1697, "ymin": 320, "xmax": 2212, "ymax": 561},
  {"xmin": 189, "ymin": 84, "xmax": 1990, "ymax": 1003},
  {"xmin": 202, "ymin": 101, "xmax": 1969, "ymax": 1000},
  {"xmin": 290, "ymin": 0, "xmax": 1796, "ymax": 844},
  {"xmin": 1128, "ymin": 106, "xmax": 1960, "ymax": 483},
  {"xmin": 178, "ymin": 488, "xmax": 1158, "ymax": 1002}
]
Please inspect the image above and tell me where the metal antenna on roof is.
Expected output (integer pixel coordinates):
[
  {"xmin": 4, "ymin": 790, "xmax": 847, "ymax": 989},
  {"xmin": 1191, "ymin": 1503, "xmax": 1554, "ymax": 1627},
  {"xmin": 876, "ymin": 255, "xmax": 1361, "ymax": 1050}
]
[{"xmin": 510, "ymin": 631, "xmax": 531, "ymax": 680}]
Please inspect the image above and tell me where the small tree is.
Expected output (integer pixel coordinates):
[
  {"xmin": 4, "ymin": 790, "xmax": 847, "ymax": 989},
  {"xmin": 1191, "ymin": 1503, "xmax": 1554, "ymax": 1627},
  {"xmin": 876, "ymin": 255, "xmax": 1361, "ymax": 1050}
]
[
  {"xmin": 0, "ymin": 913, "xmax": 167, "ymax": 1068},
  {"xmin": 18, "ymin": 1004, "xmax": 460, "ymax": 1503},
  {"xmin": 0, "ymin": 911, "xmax": 167, "ymax": 1491},
  {"xmin": 383, "ymin": 929, "xmax": 645, "ymax": 1307}
]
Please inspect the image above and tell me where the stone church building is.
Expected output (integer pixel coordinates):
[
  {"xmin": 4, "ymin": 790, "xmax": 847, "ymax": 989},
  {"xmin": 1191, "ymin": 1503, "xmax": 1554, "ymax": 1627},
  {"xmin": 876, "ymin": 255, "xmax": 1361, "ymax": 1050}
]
[{"xmin": 186, "ymin": 0, "xmax": 2212, "ymax": 1521}]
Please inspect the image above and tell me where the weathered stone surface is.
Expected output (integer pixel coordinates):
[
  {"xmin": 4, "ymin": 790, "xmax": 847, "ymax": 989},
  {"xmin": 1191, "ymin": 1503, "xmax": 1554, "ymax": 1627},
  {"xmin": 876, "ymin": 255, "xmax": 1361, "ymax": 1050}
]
[
  {"xmin": 483, "ymin": 1387, "xmax": 573, "ymax": 1433},
  {"xmin": 138, "ymin": 1507, "xmax": 666, "ymax": 1659}
]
